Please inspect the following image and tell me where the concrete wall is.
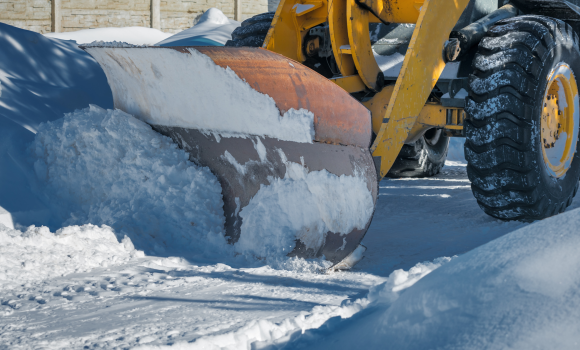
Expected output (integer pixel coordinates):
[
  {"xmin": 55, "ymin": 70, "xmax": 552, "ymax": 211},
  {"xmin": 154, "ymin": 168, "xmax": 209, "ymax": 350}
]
[
  {"xmin": 0, "ymin": 0, "xmax": 268, "ymax": 34},
  {"xmin": 61, "ymin": 0, "xmax": 151, "ymax": 32},
  {"xmin": 0, "ymin": 0, "xmax": 52, "ymax": 34}
]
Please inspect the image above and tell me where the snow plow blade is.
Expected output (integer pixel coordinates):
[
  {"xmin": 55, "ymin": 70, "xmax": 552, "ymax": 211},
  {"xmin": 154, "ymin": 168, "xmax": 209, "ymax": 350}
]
[{"xmin": 83, "ymin": 46, "xmax": 377, "ymax": 266}]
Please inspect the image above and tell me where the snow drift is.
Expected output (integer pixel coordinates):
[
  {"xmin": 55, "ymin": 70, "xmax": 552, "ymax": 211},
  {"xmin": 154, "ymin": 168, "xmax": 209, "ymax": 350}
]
[
  {"xmin": 0, "ymin": 224, "xmax": 143, "ymax": 289},
  {"xmin": 289, "ymin": 207, "xmax": 580, "ymax": 350},
  {"xmin": 30, "ymin": 105, "xmax": 228, "ymax": 257},
  {"xmin": 45, "ymin": 26, "xmax": 171, "ymax": 45},
  {"xmin": 0, "ymin": 22, "xmax": 113, "ymax": 228},
  {"xmin": 156, "ymin": 8, "xmax": 240, "ymax": 46}
]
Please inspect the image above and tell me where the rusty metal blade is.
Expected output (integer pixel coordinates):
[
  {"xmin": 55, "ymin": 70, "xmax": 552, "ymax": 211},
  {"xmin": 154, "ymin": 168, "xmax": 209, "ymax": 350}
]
[{"xmin": 83, "ymin": 46, "xmax": 377, "ymax": 266}]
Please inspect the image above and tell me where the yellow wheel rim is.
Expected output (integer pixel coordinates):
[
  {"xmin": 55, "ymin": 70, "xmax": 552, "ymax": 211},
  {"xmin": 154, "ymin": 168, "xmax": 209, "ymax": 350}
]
[{"xmin": 541, "ymin": 63, "xmax": 580, "ymax": 178}]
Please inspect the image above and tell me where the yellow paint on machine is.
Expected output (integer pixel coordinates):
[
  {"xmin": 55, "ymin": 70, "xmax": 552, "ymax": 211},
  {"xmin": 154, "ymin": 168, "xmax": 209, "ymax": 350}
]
[{"xmin": 369, "ymin": 0, "xmax": 470, "ymax": 178}]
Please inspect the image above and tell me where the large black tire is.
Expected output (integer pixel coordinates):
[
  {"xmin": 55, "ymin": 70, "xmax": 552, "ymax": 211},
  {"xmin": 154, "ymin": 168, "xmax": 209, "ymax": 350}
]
[
  {"xmin": 225, "ymin": 12, "xmax": 274, "ymax": 47},
  {"xmin": 387, "ymin": 130, "xmax": 450, "ymax": 178},
  {"xmin": 465, "ymin": 15, "xmax": 580, "ymax": 221}
]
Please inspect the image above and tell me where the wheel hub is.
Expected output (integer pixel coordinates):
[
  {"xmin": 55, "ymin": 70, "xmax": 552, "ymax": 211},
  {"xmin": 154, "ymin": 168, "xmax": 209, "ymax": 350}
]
[{"xmin": 541, "ymin": 63, "xmax": 580, "ymax": 178}]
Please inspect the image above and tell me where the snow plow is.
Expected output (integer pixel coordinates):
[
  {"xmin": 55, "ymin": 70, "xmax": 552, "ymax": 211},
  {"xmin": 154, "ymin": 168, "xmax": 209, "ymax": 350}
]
[{"xmin": 84, "ymin": 0, "xmax": 580, "ymax": 267}]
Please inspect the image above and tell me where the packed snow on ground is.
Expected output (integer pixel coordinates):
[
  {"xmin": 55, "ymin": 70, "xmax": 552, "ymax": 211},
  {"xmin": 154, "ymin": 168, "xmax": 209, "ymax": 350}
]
[
  {"xmin": 0, "ymin": 254, "xmax": 384, "ymax": 348},
  {"xmin": 44, "ymin": 26, "xmax": 172, "ymax": 45},
  {"xmin": 134, "ymin": 257, "xmax": 451, "ymax": 350},
  {"xmin": 86, "ymin": 46, "xmax": 315, "ymax": 143},
  {"xmin": 156, "ymin": 8, "xmax": 240, "ymax": 46}
]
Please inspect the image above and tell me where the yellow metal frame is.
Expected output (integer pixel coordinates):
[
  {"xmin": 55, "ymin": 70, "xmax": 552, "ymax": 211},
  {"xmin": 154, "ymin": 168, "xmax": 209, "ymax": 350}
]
[{"xmin": 264, "ymin": 0, "xmax": 471, "ymax": 178}]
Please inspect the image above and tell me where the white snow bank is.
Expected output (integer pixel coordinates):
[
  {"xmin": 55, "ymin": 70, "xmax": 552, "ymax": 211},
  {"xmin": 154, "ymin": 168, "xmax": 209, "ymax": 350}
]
[
  {"xmin": 156, "ymin": 8, "xmax": 240, "ymax": 46},
  {"xmin": 0, "ymin": 22, "xmax": 113, "ymax": 228},
  {"xmin": 0, "ymin": 223, "xmax": 142, "ymax": 288},
  {"xmin": 30, "ymin": 105, "xmax": 229, "ymax": 257},
  {"xmin": 136, "ymin": 257, "xmax": 451, "ymax": 350},
  {"xmin": 44, "ymin": 27, "xmax": 172, "ymax": 45},
  {"xmin": 236, "ymin": 156, "xmax": 374, "ymax": 258},
  {"xmin": 86, "ymin": 46, "xmax": 315, "ymax": 143},
  {"xmin": 294, "ymin": 208, "xmax": 580, "ymax": 350}
]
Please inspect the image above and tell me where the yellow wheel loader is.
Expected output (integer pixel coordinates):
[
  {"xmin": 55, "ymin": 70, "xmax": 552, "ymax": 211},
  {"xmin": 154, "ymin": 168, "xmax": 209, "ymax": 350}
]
[{"xmin": 84, "ymin": 0, "xmax": 580, "ymax": 268}]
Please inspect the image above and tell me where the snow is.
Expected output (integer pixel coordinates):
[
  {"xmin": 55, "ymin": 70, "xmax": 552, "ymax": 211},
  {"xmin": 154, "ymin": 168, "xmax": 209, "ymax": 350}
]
[
  {"xmin": 3, "ymin": 18, "xmax": 580, "ymax": 350},
  {"xmin": 0, "ymin": 224, "xmax": 143, "ymax": 290},
  {"xmin": 82, "ymin": 41, "xmax": 148, "ymax": 47},
  {"xmin": 287, "ymin": 207, "xmax": 580, "ymax": 350},
  {"xmin": 44, "ymin": 27, "xmax": 171, "ymax": 45},
  {"xmin": 29, "ymin": 105, "xmax": 228, "ymax": 257},
  {"xmin": 156, "ymin": 8, "xmax": 240, "ymax": 47},
  {"xmin": 86, "ymin": 46, "xmax": 316, "ymax": 143},
  {"xmin": 0, "ymin": 22, "xmax": 113, "ymax": 229},
  {"xmin": 374, "ymin": 50, "xmax": 405, "ymax": 78},
  {"xmin": 236, "ymin": 157, "xmax": 374, "ymax": 258},
  {"xmin": 0, "ymin": 207, "xmax": 13, "ymax": 229},
  {"xmin": 454, "ymin": 87, "xmax": 468, "ymax": 98}
]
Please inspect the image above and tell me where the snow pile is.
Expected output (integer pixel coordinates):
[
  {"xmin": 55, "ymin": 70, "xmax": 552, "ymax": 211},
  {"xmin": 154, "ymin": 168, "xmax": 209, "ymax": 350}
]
[
  {"xmin": 156, "ymin": 8, "xmax": 240, "ymax": 47},
  {"xmin": 236, "ymin": 156, "xmax": 374, "ymax": 258},
  {"xmin": 291, "ymin": 208, "xmax": 580, "ymax": 350},
  {"xmin": 86, "ymin": 46, "xmax": 316, "ymax": 143},
  {"xmin": 30, "ymin": 105, "xmax": 228, "ymax": 256},
  {"xmin": 136, "ymin": 257, "xmax": 450, "ymax": 350},
  {"xmin": 366, "ymin": 256, "xmax": 453, "ymax": 305},
  {"xmin": 0, "ymin": 223, "xmax": 142, "ymax": 287},
  {"xmin": 0, "ymin": 22, "xmax": 113, "ymax": 228},
  {"xmin": 82, "ymin": 41, "xmax": 148, "ymax": 48},
  {"xmin": 44, "ymin": 27, "xmax": 171, "ymax": 45}
]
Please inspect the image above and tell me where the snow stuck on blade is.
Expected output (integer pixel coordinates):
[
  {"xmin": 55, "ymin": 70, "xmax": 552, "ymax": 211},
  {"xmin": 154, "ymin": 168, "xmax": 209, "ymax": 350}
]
[
  {"xmin": 237, "ymin": 157, "xmax": 374, "ymax": 258},
  {"xmin": 86, "ymin": 46, "xmax": 316, "ymax": 143}
]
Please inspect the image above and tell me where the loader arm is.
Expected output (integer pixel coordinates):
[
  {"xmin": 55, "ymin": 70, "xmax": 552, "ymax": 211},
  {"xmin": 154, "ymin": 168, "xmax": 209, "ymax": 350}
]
[
  {"xmin": 368, "ymin": 0, "xmax": 470, "ymax": 177},
  {"xmin": 264, "ymin": 0, "xmax": 470, "ymax": 178}
]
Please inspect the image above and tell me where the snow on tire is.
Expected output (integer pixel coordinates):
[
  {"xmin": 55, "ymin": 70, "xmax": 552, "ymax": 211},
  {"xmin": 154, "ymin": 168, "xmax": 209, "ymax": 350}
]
[{"xmin": 465, "ymin": 15, "xmax": 580, "ymax": 221}]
